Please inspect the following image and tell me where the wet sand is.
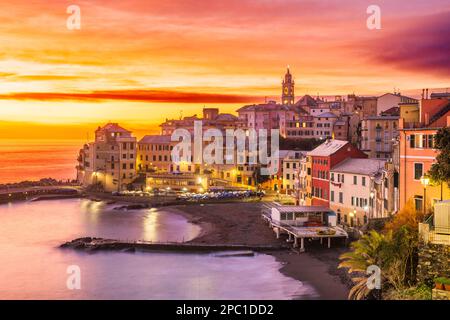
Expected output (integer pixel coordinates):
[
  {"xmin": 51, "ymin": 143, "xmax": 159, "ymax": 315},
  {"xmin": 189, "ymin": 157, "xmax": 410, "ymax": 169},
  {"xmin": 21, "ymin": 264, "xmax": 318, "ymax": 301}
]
[{"xmin": 168, "ymin": 202, "xmax": 352, "ymax": 300}]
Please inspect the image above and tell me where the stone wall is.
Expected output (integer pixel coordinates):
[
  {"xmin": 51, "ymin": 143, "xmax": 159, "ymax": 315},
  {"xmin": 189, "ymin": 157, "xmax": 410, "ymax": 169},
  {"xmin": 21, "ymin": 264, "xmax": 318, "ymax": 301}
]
[{"xmin": 417, "ymin": 242, "xmax": 450, "ymax": 285}]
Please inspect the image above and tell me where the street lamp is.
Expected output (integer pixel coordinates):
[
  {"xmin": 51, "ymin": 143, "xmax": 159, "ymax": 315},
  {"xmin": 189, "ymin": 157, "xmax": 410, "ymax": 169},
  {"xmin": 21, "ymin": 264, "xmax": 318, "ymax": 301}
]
[{"xmin": 420, "ymin": 175, "xmax": 430, "ymax": 213}]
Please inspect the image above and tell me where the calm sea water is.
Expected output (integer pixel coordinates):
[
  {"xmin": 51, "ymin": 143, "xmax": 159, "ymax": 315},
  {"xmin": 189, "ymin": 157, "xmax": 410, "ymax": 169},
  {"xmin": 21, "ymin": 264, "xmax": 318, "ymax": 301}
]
[
  {"xmin": 0, "ymin": 199, "xmax": 316, "ymax": 299},
  {"xmin": 0, "ymin": 139, "xmax": 82, "ymax": 184}
]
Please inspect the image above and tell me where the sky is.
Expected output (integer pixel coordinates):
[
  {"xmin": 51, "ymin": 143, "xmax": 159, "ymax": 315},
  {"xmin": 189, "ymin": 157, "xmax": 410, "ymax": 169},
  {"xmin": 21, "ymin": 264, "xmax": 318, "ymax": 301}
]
[{"xmin": 0, "ymin": 0, "xmax": 449, "ymax": 139}]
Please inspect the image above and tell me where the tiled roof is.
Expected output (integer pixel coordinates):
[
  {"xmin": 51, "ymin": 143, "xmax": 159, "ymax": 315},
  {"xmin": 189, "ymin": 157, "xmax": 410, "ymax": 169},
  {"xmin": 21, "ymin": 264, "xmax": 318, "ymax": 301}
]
[
  {"xmin": 307, "ymin": 139, "xmax": 348, "ymax": 157},
  {"xmin": 365, "ymin": 115, "xmax": 399, "ymax": 120},
  {"xmin": 331, "ymin": 158, "xmax": 386, "ymax": 175},
  {"xmin": 215, "ymin": 113, "xmax": 238, "ymax": 121},
  {"xmin": 139, "ymin": 135, "xmax": 172, "ymax": 144},
  {"xmin": 315, "ymin": 112, "xmax": 338, "ymax": 118},
  {"xmin": 101, "ymin": 123, "xmax": 131, "ymax": 133},
  {"xmin": 295, "ymin": 95, "xmax": 318, "ymax": 107}
]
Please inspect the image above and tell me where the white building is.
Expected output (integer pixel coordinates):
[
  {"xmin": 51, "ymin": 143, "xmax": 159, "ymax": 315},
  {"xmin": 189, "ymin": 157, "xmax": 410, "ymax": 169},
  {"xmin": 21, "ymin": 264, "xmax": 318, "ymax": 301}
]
[{"xmin": 329, "ymin": 158, "xmax": 387, "ymax": 226}]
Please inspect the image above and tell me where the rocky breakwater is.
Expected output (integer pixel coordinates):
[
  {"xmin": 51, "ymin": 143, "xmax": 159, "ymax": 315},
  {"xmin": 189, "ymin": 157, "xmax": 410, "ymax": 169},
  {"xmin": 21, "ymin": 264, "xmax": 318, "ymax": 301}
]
[{"xmin": 60, "ymin": 237, "xmax": 289, "ymax": 253}]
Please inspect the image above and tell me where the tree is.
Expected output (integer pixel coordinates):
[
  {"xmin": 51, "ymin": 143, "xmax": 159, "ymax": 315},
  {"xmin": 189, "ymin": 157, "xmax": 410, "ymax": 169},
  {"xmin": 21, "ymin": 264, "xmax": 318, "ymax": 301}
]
[
  {"xmin": 340, "ymin": 201, "xmax": 424, "ymax": 299},
  {"xmin": 429, "ymin": 127, "xmax": 450, "ymax": 187},
  {"xmin": 339, "ymin": 230, "xmax": 389, "ymax": 300}
]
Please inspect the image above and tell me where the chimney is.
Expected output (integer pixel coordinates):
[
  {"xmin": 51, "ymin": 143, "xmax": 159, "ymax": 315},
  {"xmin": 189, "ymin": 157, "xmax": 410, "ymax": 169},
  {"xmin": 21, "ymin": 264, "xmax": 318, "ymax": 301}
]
[
  {"xmin": 426, "ymin": 89, "xmax": 429, "ymax": 99},
  {"xmin": 421, "ymin": 89, "xmax": 424, "ymax": 99}
]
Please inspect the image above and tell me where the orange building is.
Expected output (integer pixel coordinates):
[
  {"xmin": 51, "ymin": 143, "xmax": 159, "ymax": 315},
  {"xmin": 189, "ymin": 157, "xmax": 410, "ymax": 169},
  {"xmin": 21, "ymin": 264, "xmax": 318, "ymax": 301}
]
[{"xmin": 398, "ymin": 95, "xmax": 450, "ymax": 212}]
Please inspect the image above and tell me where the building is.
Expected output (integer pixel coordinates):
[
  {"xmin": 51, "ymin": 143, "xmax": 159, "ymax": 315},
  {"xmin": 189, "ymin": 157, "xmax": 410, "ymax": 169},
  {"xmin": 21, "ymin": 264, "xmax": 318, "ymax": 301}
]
[
  {"xmin": 398, "ymin": 95, "xmax": 450, "ymax": 212},
  {"xmin": 137, "ymin": 135, "xmax": 174, "ymax": 173},
  {"xmin": 377, "ymin": 92, "xmax": 418, "ymax": 115},
  {"xmin": 298, "ymin": 156, "xmax": 312, "ymax": 205},
  {"xmin": 281, "ymin": 67, "xmax": 295, "ymax": 105},
  {"xmin": 76, "ymin": 123, "xmax": 137, "ymax": 191},
  {"xmin": 360, "ymin": 115, "xmax": 399, "ymax": 159},
  {"xmin": 399, "ymin": 102, "xmax": 420, "ymax": 123},
  {"xmin": 281, "ymin": 150, "xmax": 306, "ymax": 195},
  {"xmin": 329, "ymin": 158, "xmax": 389, "ymax": 226},
  {"xmin": 306, "ymin": 139, "xmax": 367, "ymax": 207},
  {"xmin": 160, "ymin": 108, "xmax": 239, "ymax": 136}
]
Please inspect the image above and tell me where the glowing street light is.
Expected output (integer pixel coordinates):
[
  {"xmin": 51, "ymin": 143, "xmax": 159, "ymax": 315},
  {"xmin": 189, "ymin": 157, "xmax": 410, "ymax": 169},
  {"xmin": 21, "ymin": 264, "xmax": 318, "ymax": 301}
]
[{"xmin": 420, "ymin": 175, "xmax": 430, "ymax": 213}]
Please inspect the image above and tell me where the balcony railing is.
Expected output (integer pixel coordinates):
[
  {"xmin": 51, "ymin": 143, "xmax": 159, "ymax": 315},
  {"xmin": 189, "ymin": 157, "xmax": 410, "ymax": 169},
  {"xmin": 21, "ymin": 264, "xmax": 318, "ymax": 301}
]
[{"xmin": 419, "ymin": 223, "xmax": 450, "ymax": 245}]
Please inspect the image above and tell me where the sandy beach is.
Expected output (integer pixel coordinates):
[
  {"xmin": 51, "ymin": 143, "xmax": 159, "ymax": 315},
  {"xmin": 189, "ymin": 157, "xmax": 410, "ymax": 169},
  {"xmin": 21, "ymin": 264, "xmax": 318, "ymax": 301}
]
[{"xmin": 168, "ymin": 202, "xmax": 352, "ymax": 300}]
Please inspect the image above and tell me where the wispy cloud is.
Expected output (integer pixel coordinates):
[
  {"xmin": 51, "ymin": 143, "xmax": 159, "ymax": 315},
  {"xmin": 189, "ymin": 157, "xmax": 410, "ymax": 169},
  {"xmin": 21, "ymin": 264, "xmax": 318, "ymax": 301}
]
[{"xmin": 0, "ymin": 89, "xmax": 261, "ymax": 103}]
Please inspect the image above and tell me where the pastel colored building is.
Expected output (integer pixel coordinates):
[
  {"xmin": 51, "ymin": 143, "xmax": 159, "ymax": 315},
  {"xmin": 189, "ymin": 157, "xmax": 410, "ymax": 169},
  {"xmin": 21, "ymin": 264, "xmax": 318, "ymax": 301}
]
[
  {"xmin": 377, "ymin": 92, "xmax": 417, "ymax": 115},
  {"xmin": 398, "ymin": 95, "xmax": 450, "ymax": 212},
  {"xmin": 329, "ymin": 158, "xmax": 389, "ymax": 226},
  {"xmin": 76, "ymin": 123, "xmax": 137, "ymax": 191},
  {"xmin": 360, "ymin": 115, "xmax": 399, "ymax": 159},
  {"xmin": 307, "ymin": 139, "xmax": 367, "ymax": 207}
]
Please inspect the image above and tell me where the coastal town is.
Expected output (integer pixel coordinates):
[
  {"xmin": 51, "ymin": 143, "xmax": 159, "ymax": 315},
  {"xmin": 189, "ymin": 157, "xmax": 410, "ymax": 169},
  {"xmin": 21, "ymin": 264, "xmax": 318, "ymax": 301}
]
[{"xmin": 68, "ymin": 69, "xmax": 450, "ymax": 299}]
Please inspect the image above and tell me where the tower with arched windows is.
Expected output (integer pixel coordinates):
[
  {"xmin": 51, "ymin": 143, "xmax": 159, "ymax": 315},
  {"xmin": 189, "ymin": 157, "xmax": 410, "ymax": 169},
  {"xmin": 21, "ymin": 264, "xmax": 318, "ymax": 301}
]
[{"xmin": 282, "ymin": 66, "xmax": 295, "ymax": 105}]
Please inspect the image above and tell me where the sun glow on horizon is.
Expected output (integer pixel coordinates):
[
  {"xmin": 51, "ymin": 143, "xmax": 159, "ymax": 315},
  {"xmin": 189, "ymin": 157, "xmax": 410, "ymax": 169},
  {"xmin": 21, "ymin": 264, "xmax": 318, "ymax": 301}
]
[{"xmin": 0, "ymin": 0, "xmax": 449, "ymax": 139}]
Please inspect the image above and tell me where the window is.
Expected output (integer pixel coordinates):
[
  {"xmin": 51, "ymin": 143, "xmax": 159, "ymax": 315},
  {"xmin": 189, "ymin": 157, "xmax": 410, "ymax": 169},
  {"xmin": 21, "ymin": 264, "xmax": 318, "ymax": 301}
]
[
  {"xmin": 414, "ymin": 196, "xmax": 423, "ymax": 212},
  {"xmin": 123, "ymin": 142, "xmax": 127, "ymax": 150},
  {"xmin": 362, "ymin": 177, "xmax": 366, "ymax": 186},
  {"xmin": 353, "ymin": 176, "xmax": 357, "ymax": 185},
  {"xmin": 330, "ymin": 190, "xmax": 334, "ymax": 202},
  {"xmin": 339, "ymin": 192, "xmax": 343, "ymax": 204},
  {"xmin": 130, "ymin": 163, "xmax": 134, "ymax": 169},
  {"xmin": 409, "ymin": 134, "xmax": 415, "ymax": 148},
  {"xmin": 122, "ymin": 154, "xmax": 126, "ymax": 159},
  {"xmin": 331, "ymin": 173, "xmax": 334, "ymax": 181},
  {"xmin": 122, "ymin": 163, "xmax": 126, "ymax": 169},
  {"xmin": 286, "ymin": 163, "xmax": 290, "ymax": 169},
  {"xmin": 351, "ymin": 196, "xmax": 354, "ymax": 206},
  {"xmin": 427, "ymin": 135, "xmax": 434, "ymax": 149},
  {"xmin": 414, "ymin": 163, "xmax": 423, "ymax": 180}
]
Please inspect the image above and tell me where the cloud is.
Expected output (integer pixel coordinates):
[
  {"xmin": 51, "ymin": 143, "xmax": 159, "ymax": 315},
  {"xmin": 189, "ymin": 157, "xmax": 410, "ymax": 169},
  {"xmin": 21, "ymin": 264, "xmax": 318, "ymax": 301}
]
[
  {"xmin": 0, "ymin": 89, "xmax": 261, "ymax": 103},
  {"xmin": 368, "ymin": 11, "xmax": 450, "ymax": 76}
]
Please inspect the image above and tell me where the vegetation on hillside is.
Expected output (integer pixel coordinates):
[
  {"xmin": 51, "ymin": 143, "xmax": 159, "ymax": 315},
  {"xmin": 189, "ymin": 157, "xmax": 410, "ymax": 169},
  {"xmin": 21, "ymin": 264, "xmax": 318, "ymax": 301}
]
[{"xmin": 339, "ymin": 200, "xmax": 430, "ymax": 300}]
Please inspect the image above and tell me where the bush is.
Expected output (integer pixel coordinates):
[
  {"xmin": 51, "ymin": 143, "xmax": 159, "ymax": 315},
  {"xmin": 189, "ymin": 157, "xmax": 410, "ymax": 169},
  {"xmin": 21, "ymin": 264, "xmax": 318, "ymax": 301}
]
[
  {"xmin": 384, "ymin": 285, "xmax": 432, "ymax": 300},
  {"xmin": 434, "ymin": 277, "xmax": 450, "ymax": 285}
]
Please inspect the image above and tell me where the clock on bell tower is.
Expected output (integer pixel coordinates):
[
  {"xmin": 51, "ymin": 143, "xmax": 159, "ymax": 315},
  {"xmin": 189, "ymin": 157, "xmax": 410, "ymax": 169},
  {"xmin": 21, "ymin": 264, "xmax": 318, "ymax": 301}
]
[{"xmin": 281, "ymin": 66, "xmax": 295, "ymax": 105}]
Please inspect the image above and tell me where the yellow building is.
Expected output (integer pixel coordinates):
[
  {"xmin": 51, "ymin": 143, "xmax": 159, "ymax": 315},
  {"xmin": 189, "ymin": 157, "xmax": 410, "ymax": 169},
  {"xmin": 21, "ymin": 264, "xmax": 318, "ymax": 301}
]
[{"xmin": 399, "ymin": 102, "xmax": 420, "ymax": 123}]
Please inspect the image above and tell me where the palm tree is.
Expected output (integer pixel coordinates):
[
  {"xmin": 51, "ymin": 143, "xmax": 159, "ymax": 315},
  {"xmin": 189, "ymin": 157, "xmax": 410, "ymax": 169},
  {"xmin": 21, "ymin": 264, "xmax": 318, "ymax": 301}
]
[{"xmin": 339, "ymin": 230, "xmax": 388, "ymax": 300}]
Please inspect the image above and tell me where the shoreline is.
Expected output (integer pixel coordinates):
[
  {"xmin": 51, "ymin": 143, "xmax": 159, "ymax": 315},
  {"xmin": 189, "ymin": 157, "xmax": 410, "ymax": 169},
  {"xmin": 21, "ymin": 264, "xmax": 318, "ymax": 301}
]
[
  {"xmin": 164, "ymin": 203, "xmax": 352, "ymax": 300},
  {"xmin": 6, "ymin": 190, "xmax": 352, "ymax": 300}
]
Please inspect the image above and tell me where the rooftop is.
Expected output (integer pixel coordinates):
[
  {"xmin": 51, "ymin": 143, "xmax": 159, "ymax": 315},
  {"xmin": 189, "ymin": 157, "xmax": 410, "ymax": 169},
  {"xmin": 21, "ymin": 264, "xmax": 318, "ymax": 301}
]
[
  {"xmin": 273, "ymin": 206, "xmax": 332, "ymax": 213},
  {"xmin": 365, "ymin": 115, "xmax": 400, "ymax": 121},
  {"xmin": 139, "ymin": 135, "xmax": 172, "ymax": 144},
  {"xmin": 99, "ymin": 123, "xmax": 131, "ymax": 133},
  {"xmin": 331, "ymin": 158, "xmax": 386, "ymax": 175},
  {"xmin": 315, "ymin": 112, "xmax": 338, "ymax": 118},
  {"xmin": 307, "ymin": 139, "xmax": 348, "ymax": 157}
]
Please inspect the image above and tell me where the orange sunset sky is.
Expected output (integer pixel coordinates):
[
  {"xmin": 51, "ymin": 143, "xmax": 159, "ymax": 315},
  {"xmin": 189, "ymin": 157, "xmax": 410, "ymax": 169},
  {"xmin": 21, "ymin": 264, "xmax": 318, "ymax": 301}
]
[{"xmin": 0, "ymin": 0, "xmax": 449, "ymax": 139}]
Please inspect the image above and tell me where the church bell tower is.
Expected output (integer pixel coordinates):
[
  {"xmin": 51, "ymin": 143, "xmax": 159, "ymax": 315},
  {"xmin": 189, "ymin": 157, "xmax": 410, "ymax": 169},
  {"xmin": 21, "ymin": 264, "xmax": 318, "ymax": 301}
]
[{"xmin": 281, "ymin": 66, "xmax": 295, "ymax": 105}]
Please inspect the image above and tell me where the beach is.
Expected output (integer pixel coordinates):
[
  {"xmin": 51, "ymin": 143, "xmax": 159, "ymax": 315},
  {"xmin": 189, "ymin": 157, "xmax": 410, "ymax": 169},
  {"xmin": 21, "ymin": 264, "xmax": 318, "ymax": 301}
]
[{"xmin": 168, "ymin": 202, "xmax": 352, "ymax": 300}]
